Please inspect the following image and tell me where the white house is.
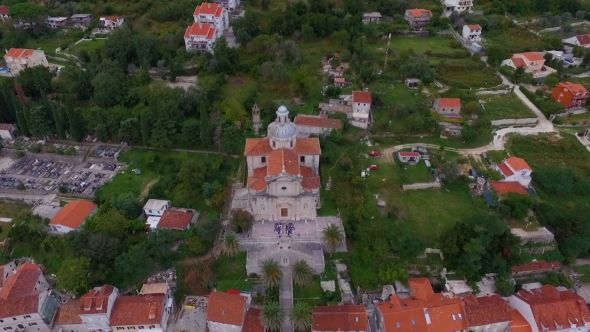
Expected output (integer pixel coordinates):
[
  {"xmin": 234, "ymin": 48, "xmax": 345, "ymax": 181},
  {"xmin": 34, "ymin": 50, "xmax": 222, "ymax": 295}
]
[
  {"xmin": 397, "ymin": 152, "xmax": 420, "ymax": 164},
  {"xmin": 99, "ymin": 16, "xmax": 124, "ymax": 29},
  {"xmin": 443, "ymin": 0, "xmax": 473, "ymax": 15},
  {"xmin": 49, "ymin": 200, "xmax": 98, "ymax": 234},
  {"xmin": 193, "ymin": 3, "xmax": 229, "ymax": 32},
  {"xmin": 0, "ymin": 263, "xmax": 59, "ymax": 332},
  {"xmin": 143, "ymin": 199, "xmax": 171, "ymax": 217},
  {"xmin": 78, "ymin": 285, "xmax": 119, "ymax": 332},
  {"xmin": 351, "ymin": 91, "xmax": 372, "ymax": 129},
  {"xmin": 562, "ymin": 34, "xmax": 590, "ymax": 48},
  {"xmin": 508, "ymin": 284, "xmax": 590, "ymax": 332},
  {"xmin": 495, "ymin": 157, "xmax": 532, "ymax": 186},
  {"xmin": 3, "ymin": 48, "xmax": 49, "ymax": 74},
  {"xmin": 0, "ymin": 6, "xmax": 9, "ymax": 21},
  {"xmin": 206, "ymin": 290, "xmax": 248, "ymax": 332},
  {"xmin": 184, "ymin": 23, "xmax": 221, "ymax": 53},
  {"xmin": 0, "ymin": 123, "xmax": 17, "ymax": 140},
  {"xmin": 293, "ymin": 114, "xmax": 342, "ymax": 137},
  {"xmin": 45, "ymin": 16, "xmax": 68, "ymax": 28},
  {"xmin": 213, "ymin": 0, "xmax": 240, "ymax": 11},
  {"xmin": 462, "ymin": 24, "xmax": 482, "ymax": 42}
]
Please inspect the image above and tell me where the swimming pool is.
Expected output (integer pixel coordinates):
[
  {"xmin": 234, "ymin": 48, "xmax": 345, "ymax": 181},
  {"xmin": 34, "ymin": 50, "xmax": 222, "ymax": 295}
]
[{"xmin": 0, "ymin": 67, "xmax": 9, "ymax": 73}]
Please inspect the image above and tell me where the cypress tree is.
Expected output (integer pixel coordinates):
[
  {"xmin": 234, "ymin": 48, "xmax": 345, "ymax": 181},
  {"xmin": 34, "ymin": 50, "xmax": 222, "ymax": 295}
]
[
  {"xmin": 199, "ymin": 102, "xmax": 211, "ymax": 148},
  {"xmin": 65, "ymin": 96, "xmax": 83, "ymax": 142},
  {"xmin": 140, "ymin": 112, "xmax": 150, "ymax": 146},
  {"xmin": 13, "ymin": 97, "xmax": 30, "ymax": 137},
  {"xmin": 52, "ymin": 105, "xmax": 66, "ymax": 139}
]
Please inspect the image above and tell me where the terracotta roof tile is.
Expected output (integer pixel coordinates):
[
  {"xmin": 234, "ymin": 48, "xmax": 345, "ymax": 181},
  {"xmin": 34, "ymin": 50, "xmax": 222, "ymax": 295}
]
[
  {"xmin": 377, "ymin": 295, "xmax": 428, "ymax": 332},
  {"xmin": 0, "ymin": 123, "xmax": 14, "ymax": 131},
  {"xmin": 206, "ymin": 290, "xmax": 247, "ymax": 326},
  {"xmin": 512, "ymin": 261, "xmax": 561, "ymax": 274},
  {"xmin": 301, "ymin": 166, "xmax": 320, "ymax": 191},
  {"xmin": 312, "ymin": 305, "xmax": 369, "ymax": 332},
  {"xmin": 521, "ymin": 52, "xmax": 544, "ymax": 62},
  {"xmin": 243, "ymin": 308, "xmax": 264, "ymax": 332},
  {"xmin": 398, "ymin": 152, "xmax": 421, "ymax": 158},
  {"xmin": 353, "ymin": 91, "xmax": 372, "ymax": 104},
  {"xmin": 466, "ymin": 24, "xmax": 481, "ymax": 30},
  {"xmin": 184, "ymin": 23, "xmax": 216, "ymax": 39},
  {"xmin": 0, "ymin": 295, "xmax": 41, "ymax": 319},
  {"xmin": 497, "ymin": 163, "xmax": 514, "ymax": 177},
  {"xmin": 293, "ymin": 137, "xmax": 321, "ymax": 155},
  {"xmin": 194, "ymin": 3, "xmax": 224, "ymax": 17},
  {"xmin": 101, "ymin": 16, "xmax": 122, "ymax": 22},
  {"xmin": 56, "ymin": 299, "xmax": 84, "ymax": 325},
  {"xmin": 406, "ymin": 9, "xmax": 432, "ymax": 18},
  {"xmin": 490, "ymin": 181, "xmax": 529, "ymax": 195},
  {"xmin": 463, "ymin": 294, "xmax": 511, "ymax": 328},
  {"xmin": 409, "ymin": 278, "xmax": 435, "ymax": 301},
  {"xmin": 510, "ymin": 309, "xmax": 533, "ymax": 332},
  {"xmin": 0, "ymin": 6, "xmax": 8, "ymax": 15},
  {"xmin": 247, "ymin": 167, "xmax": 268, "ymax": 192},
  {"xmin": 245, "ymin": 138, "xmax": 272, "ymax": 156},
  {"xmin": 5, "ymin": 48, "xmax": 35, "ymax": 59},
  {"xmin": 110, "ymin": 294, "xmax": 166, "ymax": 326},
  {"xmin": 512, "ymin": 58, "xmax": 526, "ymax": 68},
  {"xmin": 576, "ymin": 34, "xmax": 590, "ymax": 46},
  {"xmin": 49, "ymin": 200, "xmax": 97, "ymax": 229},
  {"xmin": 267, "ymin": 149, "xmax": 300, "ymax": 176},
  {"xmin": 556, "ymin": 82, "xmax": 589, "ymax": 95},
  {"xmin": 79, "ymin": 285, "xmax": 116, "ymax": 315},
  {"xmin": 505, "ymin": 157, "xmax": 531, "ymax": 171},
  {"xmin": 157, "ymin": 209, "xmax": 194, "ymax": 230},
  {"xmin": 437, "ymin": 98, "xmax": 462, "ymax": 108},
  {"xmin": 0, "ymin": 263, "xmax": 43, "ymax": 300},
  {"xmin": 294, "ymin": 114, "xmax": 342, "ymax": 129}
]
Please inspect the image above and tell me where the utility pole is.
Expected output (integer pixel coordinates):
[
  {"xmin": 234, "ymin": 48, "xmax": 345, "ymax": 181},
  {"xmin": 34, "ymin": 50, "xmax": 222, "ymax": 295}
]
[{"xmin": 383, "ymin": 33, "xmax": 392, "ymax": 71}]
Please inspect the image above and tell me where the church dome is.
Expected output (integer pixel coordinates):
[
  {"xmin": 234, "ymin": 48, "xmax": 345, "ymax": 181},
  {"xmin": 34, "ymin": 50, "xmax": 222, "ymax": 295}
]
[{"xmin": 268, "ymin": 105, "xmax": 296, "ymax": 141}]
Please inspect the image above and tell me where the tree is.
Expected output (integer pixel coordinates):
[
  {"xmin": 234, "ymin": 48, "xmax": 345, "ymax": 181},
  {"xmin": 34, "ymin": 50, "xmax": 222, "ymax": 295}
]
[
  {"xmin": 261, "ymin": 258, "xmax": 283, "ymax": 288},
  {"xmin": 290, "ymin": 301, "xmax": 312, "ymax": 332},
  {"xmin": 486, "ymin": 45, "xmax": 509, "ymax": 67},
  {"xmin": 260, "ymin": 301, "xmax": 284, "ymax": 332},
  {"xmin": 377, "ymin": 263, "xmax": 409, "ymax": 284},
  {"xmin": 292, "ymin": 260, "xmax": 313, "ymax": 287},
  {"xmin": 14, "ymin": 99, "xmax": 30, "ymax": 137},
  {"xmin": 188, "ymin": 236, "xmax": 205, "ymax": 255},
  {"xmin": 462, "ymin": 125, "xmax": 477, "ymax": 144},
  {"xmin": 398, "ymin": 55, "xmax": 435, "ymax": 82},
  {"xmin": 119, "ymin": 118, "xmax": 141, "ymax": 144},
  {"xmin": 92, "ymin": 71, "xmax": 127, "ymax": 108},
  {"xmin": 110, "ymin": 193, "xmax": 142, "ymax": 219},
  {"xmin": 322, "ymin": 223, "xmax": 344, "ymax": 257},
  {"xmin": 302, "ymin": 23, "xmax": 315, "ymax": 40},
  {"xmin": 140, "ymin": 112, "xmax": 150, "ymax": 146},
  {"xmin": 231, "ymin": 209, "xmax": 254, "ymax": 233},
  {"xmin": 84, "ymin": 208, "xmax": 144, "ymax": 240},
  {"xmin": 441, "ymin": 161, "xmax": 461, "ymax": 183},
  {"xmin": 199, "ymin": 102, "xmax": 211, "ymax": 148},
  {"xmin": 26, "ymin": 105, "xmax": 54, "ymax": 138},
  {"xmin": 222, "ymin": 125, "xmax": 241, "ymax": 154},
  {"xmin": 221, "ymin": 98, "xmax": 247, "ymax": 124},
  {"xmin": 495, "ymin": 277, "xmax": 514, "ymax": 296},
  {"xmin": 52, "ymin": 105, "xmax": 66, "ymax": 139},
  {"xmin": 65, "ymin": 96, "xmax": 83, "ymax": 141},
  {"xmin": 181, "ymin": 118, "xmax": 200, "ymax": 147},
  {"xmin": 544, "ymin": 74, "xmax": 559, "ymax": 88},
  {"xmin": 9, "ymin": 3, "xmax": 46, "ymax": 21},
  {"xmin": 115, "ymin": 242, "xmax": 156, "ymax": 283},
  {"xmin": 17, "ymin": 67, "xmax": 53, "ymax": 98},
  {"xmin": 290, "ymin": 64, "xmax": 318, "ymax": 97},
  {"xmin": 57, "ymin": 257, "xmax": 91, "ymax": 296},
  {"xmin": 222, "ymin": 232, "xmax": 240, "ymax": 257}
]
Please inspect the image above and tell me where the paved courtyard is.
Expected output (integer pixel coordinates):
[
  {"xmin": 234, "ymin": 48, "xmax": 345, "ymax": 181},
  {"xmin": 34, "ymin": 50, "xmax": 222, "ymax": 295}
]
[{"xmin": 249, "ymin": 216, "xmax": 344, "ymax": 239}]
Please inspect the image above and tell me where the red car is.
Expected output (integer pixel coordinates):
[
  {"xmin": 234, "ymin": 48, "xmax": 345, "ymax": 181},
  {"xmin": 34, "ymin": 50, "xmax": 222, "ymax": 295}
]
[
  {"xmin": 368, "ymin": 150, "xmax": 381, "ymax": 157},
  {"xmin": 369, "ymin": 165, "xmax": 378, "ymax": 171}
]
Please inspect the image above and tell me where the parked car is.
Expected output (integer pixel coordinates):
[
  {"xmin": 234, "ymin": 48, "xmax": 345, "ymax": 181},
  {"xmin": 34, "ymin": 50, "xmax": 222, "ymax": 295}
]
[
  {"xmin": 369, "ymin": 165, "xmax": 378, "ymax": 170},
  {"xmin": 368, "ymin": 150, "xmax": 381, "ymax": 157}
]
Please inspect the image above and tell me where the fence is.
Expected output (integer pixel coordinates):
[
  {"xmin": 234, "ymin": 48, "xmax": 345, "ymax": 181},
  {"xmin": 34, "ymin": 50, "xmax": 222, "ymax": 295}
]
[
  {"xmin": 402, "ymin": 182, "xmax": 441, "ymax": 190},
  {"xmin": 490, "ymin": 118, "xmax": 538, "ymax": 126}
]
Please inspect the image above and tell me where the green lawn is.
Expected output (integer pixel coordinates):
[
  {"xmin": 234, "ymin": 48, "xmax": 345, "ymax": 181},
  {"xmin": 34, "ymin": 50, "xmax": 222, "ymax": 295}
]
[
  {"xmin": 0, "ymin": 202, "xmax": 32, "ymax": 218},
  {"xmin": 479, "ymin": 93, "xmax": 536, "ymax": 122},
  {"xmin": 485, "ymin": 28, "xmax": 547, "ymax": 54},
  {"xmin": 508, "ymin": 134, "xmax": 590, "ymax": 173},
  {"xmin": 68, "ymin": 39, "xmax": 106, "ymax": 55},
  {"xmin": 368, "ymin": 36, "xmax": 459, "ymax": 55},
  {"xmin": 400, "ymin": 159, "xmax": 434, "ymax": 184},
  {"xmin": 25, "ymin": 39, "xmax": 63, "ymax": 56},
  {"xmin": 293, "ymin": 276, "xmax": 325, "ymax": 306},
  {"xmin": 0, "ymin": 222, "xmax": 11, "ymax": 241},
  {"xmin": 436, "ymin": 58, "xmax": 502, "ymax": 89},
  {"xmin": 213, "ymin": 253, "xmax": 251, "ymax": 291},
  {"xmin": 574, "ymin": 265, "xmax": 590, "ymax": 283}
]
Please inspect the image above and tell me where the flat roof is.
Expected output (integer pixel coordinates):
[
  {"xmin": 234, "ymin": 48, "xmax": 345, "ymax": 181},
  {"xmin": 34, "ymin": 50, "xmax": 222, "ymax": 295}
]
[
  {"xmin": 146, "ymin": 216, "xmax": 161, "ymax": 229},
  {"xmin": 139, "ymin": 283, "xmax": 168, "ymax": 295},
  {"xmin": 175, "ymin": 296, "xmax": 208, "ymax": 332},
  {"xmin": 144, "ymin": 199, "xmax": 170, "ymax": 210}
]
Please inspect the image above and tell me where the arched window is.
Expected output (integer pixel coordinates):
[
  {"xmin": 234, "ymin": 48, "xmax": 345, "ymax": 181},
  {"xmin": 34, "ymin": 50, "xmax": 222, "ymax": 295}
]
[
  {"xmin": 273, "ymin": 141, "xmax": 276, "ymax": 148},
  {"xmin": 261, "ymin": 204, "xmax": 265, "ymax": 211},
  {"xmin": 304, "ymin": 203, "xmax": 308, "ymax": 209},
  {"xmin": 290, "ymin": 141, "xmax": 293, "ymax": 148}
]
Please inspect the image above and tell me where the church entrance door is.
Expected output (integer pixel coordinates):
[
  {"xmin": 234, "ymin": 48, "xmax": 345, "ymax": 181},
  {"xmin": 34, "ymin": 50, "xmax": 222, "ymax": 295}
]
[{"xmin": 280, "ymin": 208, "xmax": 288, "ymax": 217}]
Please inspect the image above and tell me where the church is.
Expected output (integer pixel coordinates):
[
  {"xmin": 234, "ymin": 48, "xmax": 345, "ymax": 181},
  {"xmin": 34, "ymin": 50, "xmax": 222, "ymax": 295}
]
[{"xmin": 243, "ymin": 106, "xmax": 321, "ymax": 221}]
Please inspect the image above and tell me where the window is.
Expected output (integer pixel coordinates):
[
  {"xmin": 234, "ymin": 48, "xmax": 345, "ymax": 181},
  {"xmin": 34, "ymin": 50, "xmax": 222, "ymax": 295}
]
[
  {"xmin": 303, "ymin": 203, "xmax": 308, "ymax": 209},
  {"xmin": 4, "ymin": 327, "xmax": 12, "ymax": 330},
  {"xmin": 452, "ymin": 314, "xmax": 456, "ymax": 321},
  {"xmin": 261, "ymin": 204, "xmax": 265, "ymax": 211},
  {"xmin": 261, "ymin": 157, "xmax": 266, "ymax": 163},
  {"xmin": 117, "ymin": 328, "xmax": 125, "ymax": 330},
  {"xmin": 458, "ymin": 314, "xmax": 463, "ymax": 320},
  {"xmin": 139, "ymin": 327, "xmax": 145, "ymax": 329},
  {"xmin": 396, "ymin": 322, "xmax": 401, "ymax": 329},
  {"xmin": 149, "ymin": 326, "xmax": 156, "ymax": 329},
  {"xmin": 281, "ymin": 187, "xmax": 287, "ymax": 190},
  {"xmin": 290, "ymin": 141, "xmax": 293, "ymax": 148},
  {"xmin": 273, "ymin": 141, "xmax": 276, "ymax": 148},
  {"xmin": 28, "ymin": 323, "xmax": 37, "ymax": 327},
  {"xmin": 12, "ymin": 318, "xmax": 16, "ymax": 321},
  {"xmin": 300, "ymin": 156, "xmax": 305, "ymax": 163}
]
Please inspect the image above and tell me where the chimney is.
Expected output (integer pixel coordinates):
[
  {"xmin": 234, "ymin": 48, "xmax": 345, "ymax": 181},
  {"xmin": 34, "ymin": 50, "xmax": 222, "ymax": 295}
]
[
  {"xmin": 208, "ymin": 3, "xmax": 210, "ymax": 7},
  {"xmin": 199, "ymin": 23, "xmax": 202, "ymax": 28}
]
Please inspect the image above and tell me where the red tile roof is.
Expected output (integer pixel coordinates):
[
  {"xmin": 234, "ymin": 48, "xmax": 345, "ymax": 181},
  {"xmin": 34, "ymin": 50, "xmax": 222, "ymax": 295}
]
[
  {"xmin": 300, "ymin": 165, "xmax": 320, "ymax": 191},
  {"xmin": 521, "ymin": 52, "xmax": 544, "ymax": 62},
  {"xmin": 576, "ymin": 34, "xmax": 590, "ymax": 46},
  {"xmin": 410, "ymin": 278, "xmax": 435, "ymax": 301},
  {"xmin": 247, "ymin": 167, "xmax": 268, "ymax": 192},
  {"xmin": 157, "ymin": 209, "xmax": 194, "ymax": 230},
  {"xmin": 56, "ymin": 299, "xmax": 84, "ymax": 325},
  {"xmin": 245, "ymin": 138, "xmax": 272, "ymax": 155},
  {"xmin": 267, "ymin": 149, "xmax": 300, "ymax": 176},
  {"xmin": 245, "ymin": 137, "xmax": 321, "ymax": 156},
  {"xmin": 101, "ymin": 16, "xmax": 122, "ymax": 22},
  {"xmin": 293, "ymin": 137, "xmax": 321, "ymax": 155},
  {"xmin": 0, "ymin": 123, "xmax": 14, "ymax": 131},
  {"xmin": 510, "ymin": 309, "xmax": 533, "ymax": 332},
  {"xmin": 556, "ymin": 82, "xmax": 589, "ymax": 95},
  {"xmin": 293, "ymin": 114, "xmax": 343, "ymax": 129},
  {"xmin": 79, "ymin": 285, "xmax": 116, "ymax": 315},
  {"xmin": 0, "ymin": 6, "xmax": 9, "ymax": 15},
  {"xmin": 243, "ymin": 308, "xmax": 264, "ymax": 332},
  {"xmin": 0, "ymin": 263, "xmax": 45, "ymax": 319},
  {"xmin": 353, "ymin": 91, "xmax": 372, "ymax": 104},
  {"xmin": 184, "ymin": 23, "xmax": 217, "ymax": 40},
  {"xmin": 512, "ymin": 57, "xmax": 526, "ymax": 68},
  {"xmin": 110, "ymin": 294, "xmax": 166, "ymax": 326},
  {"xmin": 490, "ymin": 181, "xmax": 529, "ymax": 195},
  {"xmin": 497, "ymin": 163, "xmax": 514, "ymax": 177},
  {"xmin": 194, "ymin": 3, "xmax": 224, "ymax": 17},
  {"xmin": 512, "ymin": 261, "xmax": 561, "ymax": 274},
  {"xmin": 514, "ymin": 285, "xmax": 590, "ymax": 331},
  {"xmin": 398, "ymin": 152, "xmax": 421, "ymax": 158},
  {"xmin": 406, "ymin": 9, "xmax": 432, "ymax": 18},
  {"xmin": 49, "ymin": 200, "xmax": 97, "ymax": 229},
  {"xmin": 206, "ymin": 290, "xmax": 247, "ymax": 326},
  {"xmin": 437, "ymin": 98, "xmax": 462, "ymax": 108},
  {"xmin": 505, "ymin": 157, "xmax": 531, "ymax": 171},
  {"xmin": 462, "ymin": 294, "xmax": 511, "ymax": 328},
  {"xmin": 5, "ymin": 48, "xmax": 35, "ymax": 59},
  {"xmin": 466, "ymin": 24, "xmax": 482, "ymax": 30},
  {"xmin": 313, "ymin": 305, "xmax": 369, "ymax": 331},
  {"xmin": 334, "ymin": 77, "xmax": 346, "ymax": 83}
]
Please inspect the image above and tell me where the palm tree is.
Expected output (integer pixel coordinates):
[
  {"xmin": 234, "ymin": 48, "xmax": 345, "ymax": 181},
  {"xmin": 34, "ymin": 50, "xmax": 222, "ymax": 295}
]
[
  {"xmin": 222, "ymin": 232, "xmax": 240, "ymax": 257},
  {"xmin": 322, "ymin": 223, "xmax": 344, "ymax": 257},
  {"xmin": 291, "ymin": 301, "xmax": 312, "ymax": 332},
  {"xmin": 261, "ymin": 258, "xmax": 283, "ymax": 288},
  {"xmin": 259, "ymin": 301, "xmax": 285, "ymax": 332},
  {"xmin": 292, "ymin": 260, "xmax": 313, "ymax": 287}
]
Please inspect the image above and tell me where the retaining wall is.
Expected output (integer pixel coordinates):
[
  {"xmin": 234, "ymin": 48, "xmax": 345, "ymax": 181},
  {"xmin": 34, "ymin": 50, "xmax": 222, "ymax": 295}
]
[
  {"xmin": 490, "ymin": 118, "xmax": 538, "ymax": 126},
  {"xmin": 0, "ymin": 149, "xmax": 84, "ymax": 163},
  {"xmin": 402, "ymin": 182, "xmax": 441, "ymax": 190}
]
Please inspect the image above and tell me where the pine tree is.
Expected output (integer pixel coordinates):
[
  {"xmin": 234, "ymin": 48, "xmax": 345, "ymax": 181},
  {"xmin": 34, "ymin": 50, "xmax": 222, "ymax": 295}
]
[
  {"xmin": 199, "ymin": 102, "xmax": 211, "ymax": 148},
  {"xmin": 13, "ymin": 97, "xmax": 30, "ymax": 137},
  {"xmin": 52, "ymin": 105, "xmax": 66, "ymax": 139},
  {"xmin": 140, "ymin": 112, "xmax": 150, "ymax": 146},
  {"xmin": 65, "ymin": 96, "xmax": 83, "ymax": 142}
]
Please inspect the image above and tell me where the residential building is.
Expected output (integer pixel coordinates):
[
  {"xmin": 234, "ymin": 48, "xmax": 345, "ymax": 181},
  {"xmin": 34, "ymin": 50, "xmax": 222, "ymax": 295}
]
[
  {"xmin": 443, "ymin": 0, "xmax": 473, "ymax": 15},
  {"xmin": 375, "ymin": 278, "xmax": 468, "ymax": 332},
  {"xmin": 0, "ymin": 260, "xmax": 16, "ymax": 285},
  {"xmin": 463, "ymin": 294, "xmax": 512, "ymax": 332},
  {"xmin": 143, "ymin": 199, "xmax": 171, "ymax": 217},
  {"xmin": 206, "ymin": 290, "xmax": 248, "ymax": 332},
  {"xmin": 243, "ymin": 106, "xmax": 321, "ymax": 221},
  {"xmin": 404, "ymin": 9, "xmax": 432, "ymax": 30},
  {"xmin": 501, "ymin": 52, "xmax": 556, "ymax": 82},
  {"xmin": 562, "ymin": 34, "xmax": 590, "ymax": 48},
  {"xmin": 551, "ymin": 82, "xmax": 588, "ymax": 109},
  {"xmin": 242, "ymin": 308, "xmax": 264, "ymax": 332},
  {"xmin": 213, "ymin": 0, "xmax": 240, "ymax": 11},
  {"xmin": 0, "ymin": 123, "xmax": 17, "ymax": 140},
  {"xmin": 495, "ymin": 157, "xmax": 532, "ymax": 186},
  {"xmin": 156, "ymin": 209, "xmax": 195, "ymax": 230},
  {"xmin": 351, "ymin": 91, "xmax": 372, "ymax": 128},
  {"xmin": 0, "ymin": 263, "xmax": 60, "ymax": 332},
  {"xmin": 0, "ymin": 6, "xmax": 9, "ymax": 21},
  {"xmin": 46, "ymin": 17, "xmax": 68, "ymax": 28},
  {"xmin": 70, "ymin": 14, "xmax": 93, "ymax": 27},
  {"xmin": 509, "ymin": 284, "xmax": 590, "ymax": 332},
  {"xmin": 110, "ymin": 290, "xmax": 172, "ymax": 332},
  {"xmin": 334, "ymin": 77, "xmax": 346, "ymax": 87},
  {"xmin": 397, "ymin": 152, "xmax": 421, "ymax": 164},
  {"xmin": 433, "ymin": 98, "xmax": 462, "ymax": 119},
  {"xmin": 99, "ymin": 16, "xmax": 124, "ymax": 29},
  {"xmin": 54, "ymin": 300, "xmax": 88, "ymax": 332},
  {"xmin": 509, "ymin": 309, "xmax": 533, "ymax": 332},
  {"xmin": 184, "ymin": 23, "xmax": 221, "ymax": 53},
  {"xmin": 511, "ymin": 261, "xmax": 562, "ymax": 277},
  {"xmin": 462, "ymin": 24, "xmax": 482, "ymax": 42},
  {"xmin": 49, "ymin": 199, "xmax": 98, "ymax": 234},
  {"xmin": 3, "ymin": 48, "xmax": 49, "ymax": 74},
  {"xmin": 193, "ymin": 3, "xmax": 229, "ymax": 32},
  {"xmin": 405, "ymin": 78, "xmax": 420, "ymax": 89},
  {"xmin": 312, "ymin": 305, "xmax": 369, "ymax": 332},
  {"xmin": 362, "ymin": 12, "xmax": 382, "ymax": 24},
  {"xmin": 294, "ymin": 114, "xmax": 343, "ymax": 137},
  {"xmin": 78, "ymin": 285, "xmax": 119, "ymax": 332}
]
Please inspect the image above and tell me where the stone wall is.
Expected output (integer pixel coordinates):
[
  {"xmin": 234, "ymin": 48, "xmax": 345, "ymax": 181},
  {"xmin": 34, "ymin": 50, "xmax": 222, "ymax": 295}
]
[
  {"xmin": 0, "ymin": 149, "xmax": 84, "ymax": 163},
  {"xmin": 402, "ymin": 182, "xmax": 442, "ymax": 190},
  {"xmin": 490, "ymin": 118, "xmax": 538, "ymax": 126}
]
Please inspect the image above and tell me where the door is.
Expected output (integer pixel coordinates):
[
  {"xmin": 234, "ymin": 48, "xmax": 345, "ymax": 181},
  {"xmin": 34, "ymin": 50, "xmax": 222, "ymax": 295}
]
[{"xmin": 281, "ymin": 208, "xmax": 288, "ymax": 217}]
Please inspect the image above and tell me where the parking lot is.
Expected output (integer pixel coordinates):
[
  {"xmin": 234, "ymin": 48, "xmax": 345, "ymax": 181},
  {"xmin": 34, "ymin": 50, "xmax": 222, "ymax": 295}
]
[
  {"xmin": 92, "ymin": 145, "xmax": 124, "ymax": 158},
  {"xmin": 61, "ymin": 162, "xmax": 124, "ymax": 195}
]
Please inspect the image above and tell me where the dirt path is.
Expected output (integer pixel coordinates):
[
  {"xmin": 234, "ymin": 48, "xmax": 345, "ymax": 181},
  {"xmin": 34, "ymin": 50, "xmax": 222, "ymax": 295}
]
[
  {"xmin": 139, "ymin": 178, "xmax": 159, "ymax": 200},
  {"xmin": 182, "ymin": 241, "xmax": 223, "ymax": 266}
]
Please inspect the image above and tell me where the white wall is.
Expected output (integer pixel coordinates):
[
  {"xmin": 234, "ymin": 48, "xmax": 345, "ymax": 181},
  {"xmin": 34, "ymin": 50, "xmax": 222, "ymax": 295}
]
[
  {"xmin": 352, "ymin": 102, "xmax": 370, "ymax": 114},
  {"xmin": 468, "ymin": 321, "xmax": 510, "ymax": 332},
  {"xmin": 508, "ymin": 296, "xmax": 538, "ymax": 332},
  {"xmin": 490, "ymin": 118, "xmax": 537, "ymax": 126},
  {"xmin": 0, "ymin": 129, "xmax": 14, "ymax": 140},
  {"xmin": 207, "ymin": 321, "xmax": 241, "ymax": 332},
  {"xmin": 112, "ymin": 324, "xmax": 161, "ymax": 332}
]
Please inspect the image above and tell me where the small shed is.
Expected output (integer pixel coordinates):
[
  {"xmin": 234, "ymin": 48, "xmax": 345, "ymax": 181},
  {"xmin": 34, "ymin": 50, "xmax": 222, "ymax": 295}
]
[
  {"xmin": 405, "ymin": 78, "xmax": 420, "ymax": 89},
  {"xmin": 471, "ymin": 43, "xmax": 483, "ymax": 53}
]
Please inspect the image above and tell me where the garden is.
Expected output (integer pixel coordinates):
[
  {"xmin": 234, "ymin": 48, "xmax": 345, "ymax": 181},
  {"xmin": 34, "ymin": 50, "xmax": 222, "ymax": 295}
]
[{"xmin": 478, "ymin": 93, "xmax": 537, "ymax": 122}]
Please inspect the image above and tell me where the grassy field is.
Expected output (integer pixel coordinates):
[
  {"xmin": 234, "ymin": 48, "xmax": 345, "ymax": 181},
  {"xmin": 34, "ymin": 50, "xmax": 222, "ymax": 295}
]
[
  {"xmin": 479, "ymin": 93, "xmax": 536, "ymax": 122},
  {"xmin": 293, "ymin": 276, "xmax": 325, "ymax": 305},
  {"xmin": 212, "ymin": 253, "xmax": 251, "ymax": 291},
  {"xmin": 68, "ymin": 39, "xmax": 107, "ymax": 55},
  {"xmin": 369, "ymin": 36, "xmax": 459, "ymax": 55},
  {"xmin": 0, "ymin": 201, "xmax": 32, "ymax": 218},
  {"xmin": 574, "ymin": 265, "xmax": 590, "ymax": 283},
  {"xmin": 0, "ymin": 222, "xmax": 11, "ymax": 241},
  {"xmin": 400, "ymin": 159, "xmax": 434, "ymax": 184},
  {"xmin": 436, "ymin": 58, "xmax": 502, "ymax": 89},
  {"xmin": 486, "ymin": 28, "xmax": 547, "ymax": 54}
]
